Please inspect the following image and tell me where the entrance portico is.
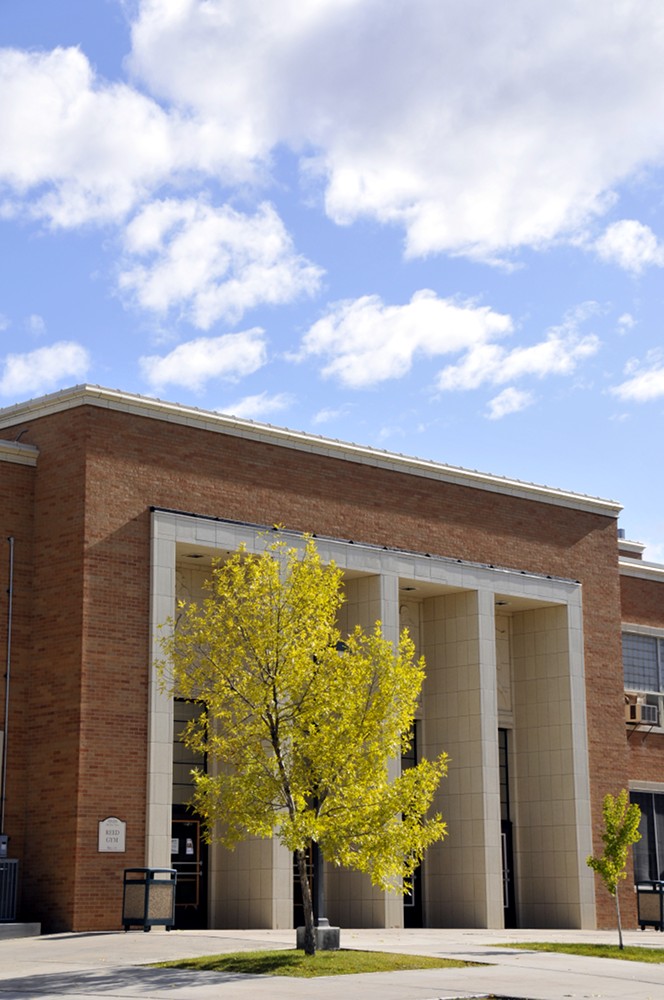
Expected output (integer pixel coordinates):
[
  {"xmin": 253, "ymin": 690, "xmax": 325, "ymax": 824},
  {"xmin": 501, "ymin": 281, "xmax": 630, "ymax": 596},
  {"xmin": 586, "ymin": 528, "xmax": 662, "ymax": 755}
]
[{"xmin": 148, "ymin": 509, "xmax": 596, "ymax": 930}]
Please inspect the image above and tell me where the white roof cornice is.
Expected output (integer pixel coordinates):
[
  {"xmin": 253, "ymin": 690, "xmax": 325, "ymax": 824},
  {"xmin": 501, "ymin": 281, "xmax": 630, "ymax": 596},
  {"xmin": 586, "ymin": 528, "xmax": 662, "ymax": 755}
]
[
  {"xmin": 620, "ymin": 558, "xmax": 664, "ymax": 582},
  {"xmin": 0, "ymin": 384, "xmax": 622, "ymax": 517},
  {"xmin": 0, "ymin": 439, "xmax": 39, "ymax": 466},
  {"xmin": 618, "ymin": 538, "xmax": 646, "ymax": 557}
]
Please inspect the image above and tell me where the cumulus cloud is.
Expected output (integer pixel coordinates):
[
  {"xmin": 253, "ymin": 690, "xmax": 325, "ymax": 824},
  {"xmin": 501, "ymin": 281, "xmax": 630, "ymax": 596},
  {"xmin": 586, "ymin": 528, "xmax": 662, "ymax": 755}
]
[
  {"xmin": 486, "ymin": 387, "xmax": 534, "ymax": 420},
  {"xmin": 25, "ymin": 314, "xmax": 46, "ymax": 335},
  {"xmin": 437, "ymin": 307, "xmax": 600, "ymax": 391},
  {"xmin": 617, "ymin": 312, "xmax": 636, "ymax": 333},
  {"xmin": 594, "ymin": 220, "xmax": 664, "ymax": 273},
  {"xmin": 139, "ymin": 330, "xmax": 267, "ymax": 392},
  {"xmin": 0, "ymin": 46, "xmax": 257, "ymax": 227},
  {"xmin": 313, "ymin": 405, "xmax": 350, "ymax": 425},
  {"xmin": 4, "ymin": 4, "xmax": 664, "ymax": 261},
  {"xmin": 223, "ymin": 391, "xmax": 293, "ymax": 420},
  {"xmin": 612, "ymin": 350, "xmax": 664, "ymax": 402},
  {"xmin": 119, "ymin": 199, "xmax": 322, "ymax": 328},
  {"xmin": 129, "ymin": 0, "xmax": 664, "ymax": 258},
  {"xmin": 0, "ymin": 341, "xmax": 90, "ymax": 397},
  {"xmin": 297, "ymin": 289, "xmax": 512, "ymax": 388}
]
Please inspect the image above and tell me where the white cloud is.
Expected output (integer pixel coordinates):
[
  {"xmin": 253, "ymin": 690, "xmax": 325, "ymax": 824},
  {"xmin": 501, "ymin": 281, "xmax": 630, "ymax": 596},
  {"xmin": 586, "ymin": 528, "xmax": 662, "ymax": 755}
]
[
  {"xmin": 25, "ymin": 314, "xmax": 46, "ymax": 335},
  {"xmin": 120, "ymin": 199, "xmax": 322, "ymax": 328},
  {"xmin": 617, "ymin": 312, "xmax": 636, "ymax": 334},
  {"xmin": 312, "ymin": 405, "xmax": 350, "ymax": 425},
  {"xmin": 297, "ymin": 289, "xmax": 512, "ymax": 388},
  {"xmin": 223, "ymin": 391, "xmax": 293, "ymax": 420},
  {"xmin": 0, "ymin": 46, "xmax": 257, "ymax": 227},
  {"xmin": 594, "ymin": 220, "xmax": 664, "ymax": 273},
  {"xmin": 486, "ymin": 387, "xmax": 534, "ymax": 420},
  {"xmin": 139, "ymin": 329, "xmax": 267, "ymax": 392},
  {"xmin": 5, "ymin": 4, "xmax": 664, "ymax": 263},
  {"xmin": 437, "ymin": 307, "xmax": 600, "ymax": 391},
  {"xmin": 612, "ymin": 350, "xmax": 664, "ymax": 402},
  {"xmin": 0, "ymin": 341, "xmax": 90, "ymax": 397},
  {"xmin": 129, "ymin": 0, "xmax": 664, "ymax": 259}
]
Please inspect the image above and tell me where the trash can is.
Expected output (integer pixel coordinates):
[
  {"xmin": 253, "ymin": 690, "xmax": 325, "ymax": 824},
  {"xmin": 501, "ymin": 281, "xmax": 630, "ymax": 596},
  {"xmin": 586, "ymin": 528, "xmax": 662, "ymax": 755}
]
[
  {"xmin": 0, "ymin": 860, "xmax": 18, "ymax": 922},
  {"xmin": 122, "ymin": 868, "xmax": 177, "ymax": 932},
  {"xmin": 636, "ymin": 881, "xmax": 664, "ymax": 931}
]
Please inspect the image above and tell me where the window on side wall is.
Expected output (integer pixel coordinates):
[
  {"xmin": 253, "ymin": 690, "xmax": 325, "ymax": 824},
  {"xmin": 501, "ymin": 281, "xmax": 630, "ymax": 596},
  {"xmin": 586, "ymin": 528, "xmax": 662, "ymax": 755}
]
[
  {"xmin": 630, "ymin": 791, "xmax": 664, "ymax": 882},
  {"xmin": 623, "ymin": 632, "xmax": 664, "ymax": 727}
]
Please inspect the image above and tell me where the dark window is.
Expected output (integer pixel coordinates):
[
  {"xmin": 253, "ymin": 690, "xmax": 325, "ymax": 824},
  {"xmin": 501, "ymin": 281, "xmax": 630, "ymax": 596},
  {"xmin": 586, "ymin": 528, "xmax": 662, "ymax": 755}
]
[
  {"xmin": 631, "ymin": 791, "xmax": 664, "ymax": 882},
  {"xmin": 498, "ymin": 728, "xmax": 510, "ymax": 823},
  {"xmin": 623, "ymin": 633, "xmax": 663, "ymax": 693}
]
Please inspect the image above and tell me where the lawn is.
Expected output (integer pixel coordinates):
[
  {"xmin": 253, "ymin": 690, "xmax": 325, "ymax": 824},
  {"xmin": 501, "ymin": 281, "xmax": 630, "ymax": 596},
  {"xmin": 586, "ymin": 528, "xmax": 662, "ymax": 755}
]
[
  {"xmin": 502, "ymin": 942, "xmax": 664, "ymax": 963},
  {"xmin": 154, "ymin": 947, "xmax": 484, "ymax": 978}
]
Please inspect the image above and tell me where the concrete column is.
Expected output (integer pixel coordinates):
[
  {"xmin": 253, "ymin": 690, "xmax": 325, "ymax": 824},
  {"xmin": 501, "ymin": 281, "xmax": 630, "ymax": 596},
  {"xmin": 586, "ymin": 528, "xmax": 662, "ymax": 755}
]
[
  {"xmin": 421, "ymin": 588, "xmax": 503, "ymax": 927},
  {"xmin": 511, "ymin": 603, "xmax": 595, "ymax": 928},
  {"xmin": 327, "ymin": 572, "xmax": 403, "ymax": 928}
]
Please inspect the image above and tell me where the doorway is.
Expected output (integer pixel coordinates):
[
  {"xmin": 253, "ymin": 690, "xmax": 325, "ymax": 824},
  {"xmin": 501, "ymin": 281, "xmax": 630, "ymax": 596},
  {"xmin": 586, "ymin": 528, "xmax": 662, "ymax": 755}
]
[
  {"xmin": 172, "ymin": 699, "xmax": 208, "ymax": 928},
  {"xmin": 402, "ymin": 721, "xmax": 423, "ymax": 927},
  {"xmin": 171, "ymin": 806, "xmax": 208, "ymax": 928},
  {"xmin": 499, "ymin": 728, "xmax": 517, "ymax": 928},
  {"xmin": 293, "ymin": 845, "xmax": 314, "ymax": 928}
]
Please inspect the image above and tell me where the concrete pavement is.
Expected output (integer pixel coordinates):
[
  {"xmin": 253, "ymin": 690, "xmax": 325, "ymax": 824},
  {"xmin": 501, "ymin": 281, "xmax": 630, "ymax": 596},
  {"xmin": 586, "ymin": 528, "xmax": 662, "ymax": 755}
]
[{"xmin": 0, "ymin": 926, "xmax": 663, "ymax": 999}]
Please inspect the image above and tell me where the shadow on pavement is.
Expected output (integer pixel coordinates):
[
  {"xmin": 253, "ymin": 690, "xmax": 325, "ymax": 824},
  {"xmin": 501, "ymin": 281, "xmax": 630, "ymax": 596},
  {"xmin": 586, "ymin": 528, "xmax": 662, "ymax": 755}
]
[{"xmin": 0, "ymin": 964, "xmax": 262, "ymax": 999}]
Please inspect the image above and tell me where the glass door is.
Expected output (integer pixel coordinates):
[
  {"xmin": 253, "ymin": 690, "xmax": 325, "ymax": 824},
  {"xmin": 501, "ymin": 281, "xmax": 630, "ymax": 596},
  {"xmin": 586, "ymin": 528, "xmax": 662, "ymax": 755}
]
[{"xmin": 172, "ymin": 700, "xmax": 208, "ymax": 928}]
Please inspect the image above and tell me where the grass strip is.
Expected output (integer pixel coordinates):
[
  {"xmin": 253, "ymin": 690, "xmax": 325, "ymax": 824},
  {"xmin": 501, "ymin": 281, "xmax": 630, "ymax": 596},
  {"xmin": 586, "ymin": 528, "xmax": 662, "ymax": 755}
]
[
  {"xmin": 154, "ymin": 947, "xmax": 484, "ymax": 978},
  {"xmin": 501, "ymin": 942, "xmax": 664, "ymax": 963}
]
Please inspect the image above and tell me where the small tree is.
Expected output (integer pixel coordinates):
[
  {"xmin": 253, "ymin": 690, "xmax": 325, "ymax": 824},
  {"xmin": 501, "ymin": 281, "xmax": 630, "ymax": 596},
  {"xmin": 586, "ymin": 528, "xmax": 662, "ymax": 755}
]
[
  {"xmin": 159, "ymin": 535, "xmax": 448, "ymax": 955},
  {"xmin": 586, "ymin": 789, "xmax": 641, "ymax": 949}
]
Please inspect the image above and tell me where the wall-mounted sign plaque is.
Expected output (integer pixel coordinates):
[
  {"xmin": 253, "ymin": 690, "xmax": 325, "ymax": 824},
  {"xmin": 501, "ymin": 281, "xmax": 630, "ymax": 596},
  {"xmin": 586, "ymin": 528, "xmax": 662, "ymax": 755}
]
[{"xmin": 98, "ymin": 817, "xmax": 126, "ymax": 853}]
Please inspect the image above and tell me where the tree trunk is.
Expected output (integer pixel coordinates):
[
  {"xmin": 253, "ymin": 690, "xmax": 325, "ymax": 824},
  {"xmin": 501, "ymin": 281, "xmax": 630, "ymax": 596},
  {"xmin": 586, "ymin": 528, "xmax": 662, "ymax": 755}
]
[
  {"xmin": 295, "ymin": 847, "xmax": 316, "ymax": 956},
  {"xmin": 615, "ymin": 886, "xmax": 624, "ymax": 950}
]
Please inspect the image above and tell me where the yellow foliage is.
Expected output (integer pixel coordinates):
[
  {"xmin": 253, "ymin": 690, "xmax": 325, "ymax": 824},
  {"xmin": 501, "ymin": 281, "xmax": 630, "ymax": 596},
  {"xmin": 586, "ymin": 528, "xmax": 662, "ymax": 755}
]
[{"xmin": 158, "ymin": 535, "xmax": 448, "ymax": 893}]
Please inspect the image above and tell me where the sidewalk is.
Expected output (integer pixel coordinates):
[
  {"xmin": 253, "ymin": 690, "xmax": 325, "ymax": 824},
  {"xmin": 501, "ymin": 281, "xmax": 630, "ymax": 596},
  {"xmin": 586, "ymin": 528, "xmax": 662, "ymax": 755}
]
[{"xmin": 0, "ymin": 926, "xmax": 663, "ymax": 999}]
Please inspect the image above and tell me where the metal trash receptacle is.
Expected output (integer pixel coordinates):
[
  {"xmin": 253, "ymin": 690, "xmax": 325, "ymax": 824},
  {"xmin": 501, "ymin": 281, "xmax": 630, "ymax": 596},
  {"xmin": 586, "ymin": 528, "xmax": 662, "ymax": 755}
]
[
  {"xmin": 636, "ymin": 881, "xmax": 664, "ymax": 931},
  {"xmin": 122, "ymin": 868, "xmax": 176, "ymax": 932},
  {"xmin": 0, "ymin": 860, "xmax": 18, "ymax": 922}
]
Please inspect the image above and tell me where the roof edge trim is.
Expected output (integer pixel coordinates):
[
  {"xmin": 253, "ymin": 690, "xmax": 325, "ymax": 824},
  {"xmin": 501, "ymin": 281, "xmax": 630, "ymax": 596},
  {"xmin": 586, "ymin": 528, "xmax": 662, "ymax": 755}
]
[
  {"xmin": 0, "ymin": 384, "xmax": 622, "ymax": 516},
  {"xmin": 620, "ymin": 558, "xmax": 664, "ymax": 581},
  {"xmin": 0, "ymin": 439, "xmax": 39, "ymax": 466}
]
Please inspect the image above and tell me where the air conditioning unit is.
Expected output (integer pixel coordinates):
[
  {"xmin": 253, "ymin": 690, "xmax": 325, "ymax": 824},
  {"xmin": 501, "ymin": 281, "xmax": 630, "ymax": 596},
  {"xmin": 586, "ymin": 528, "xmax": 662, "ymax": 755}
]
[{"xmin": 625, "ymin": 701, "xmax": 659, "ymax": 726}]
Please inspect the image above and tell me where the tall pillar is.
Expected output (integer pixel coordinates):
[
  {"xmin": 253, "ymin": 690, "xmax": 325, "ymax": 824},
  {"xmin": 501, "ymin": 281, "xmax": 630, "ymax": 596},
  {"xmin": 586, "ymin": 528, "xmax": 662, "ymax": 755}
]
[
  {"xmin": 421, "ymin": 589, "xmax": 503, "ymax": 927},
  {"xmin": 511, "ymin": 604, "xmax": 595, "ymax": 928},
  {"xmin": 147, "ymin": 514, "xmax": 176, "ymax": 868},
  {"xmin": 326, "ymin": 572, "xmax": 403, "ymax": 928}
]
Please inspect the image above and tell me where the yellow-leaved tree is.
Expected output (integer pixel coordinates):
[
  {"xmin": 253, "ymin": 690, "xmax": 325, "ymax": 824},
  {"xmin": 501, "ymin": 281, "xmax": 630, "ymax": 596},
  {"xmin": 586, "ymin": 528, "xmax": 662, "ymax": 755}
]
[
  {"xmin": 587, "ymin": 790, "xmax": 641, "ymax": 950},
  {"xmin": 159, "ymin": 535, "xmax": 448, "ymax": 955}
]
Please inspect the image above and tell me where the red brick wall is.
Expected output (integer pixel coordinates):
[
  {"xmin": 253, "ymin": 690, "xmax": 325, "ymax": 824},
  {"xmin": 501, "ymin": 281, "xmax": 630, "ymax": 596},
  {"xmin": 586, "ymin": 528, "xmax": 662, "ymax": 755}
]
[
  {"xmin": 0, "ymin": 459, "xmax": 35, "ymax": 917},
  {"xmin": 621, "ymin": 572, "xmax": 664, "ymax": 893},
  {"xmin": 6, "ymin": 403, "xmax": 631, "ymax": 929},
  {"xmin": 2, "ymin": 417, "xmax": 89, "ymax": 931},
  {"xmin": 621, "ymin": 574, "xmax": 664, "ymax": 629}
]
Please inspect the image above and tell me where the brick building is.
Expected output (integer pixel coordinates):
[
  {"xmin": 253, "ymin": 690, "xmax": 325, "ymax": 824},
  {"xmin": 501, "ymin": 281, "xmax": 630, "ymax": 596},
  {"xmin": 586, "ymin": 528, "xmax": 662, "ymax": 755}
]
[{"xmin": 0, "ymin": 384, "xmax": 661, "ymax": 933}]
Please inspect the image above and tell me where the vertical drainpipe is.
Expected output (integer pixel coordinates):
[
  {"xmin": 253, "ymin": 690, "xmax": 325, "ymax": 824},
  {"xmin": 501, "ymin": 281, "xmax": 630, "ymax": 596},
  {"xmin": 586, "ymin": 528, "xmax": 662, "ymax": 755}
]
[{"xmin": 1, "ymin": 536, "xmax": 14, "ymax": 834}]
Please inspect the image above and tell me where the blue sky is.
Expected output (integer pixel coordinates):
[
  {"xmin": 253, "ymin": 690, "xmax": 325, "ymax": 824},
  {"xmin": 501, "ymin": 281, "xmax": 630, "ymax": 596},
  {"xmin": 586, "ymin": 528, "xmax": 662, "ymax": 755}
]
[{"xmin": 1, "ymin": 1, "xmax": 664, "ymax": 557}]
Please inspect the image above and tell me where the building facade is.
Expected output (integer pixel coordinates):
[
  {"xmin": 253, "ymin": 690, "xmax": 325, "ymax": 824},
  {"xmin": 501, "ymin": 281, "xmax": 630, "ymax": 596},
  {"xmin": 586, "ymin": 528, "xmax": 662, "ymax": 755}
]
[{"xmin": 0, "ymin": 384, "xmax": 661, "ymax": 933}]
